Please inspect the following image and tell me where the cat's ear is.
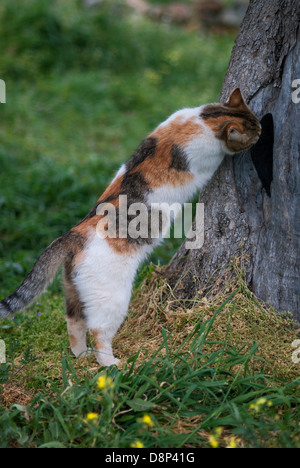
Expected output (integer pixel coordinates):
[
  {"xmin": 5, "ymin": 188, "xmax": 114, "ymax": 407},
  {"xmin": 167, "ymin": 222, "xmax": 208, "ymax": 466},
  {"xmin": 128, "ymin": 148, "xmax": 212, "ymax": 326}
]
[{"xmin": 226, "ymin": 88, "xmax": 246, "ymax": 108}]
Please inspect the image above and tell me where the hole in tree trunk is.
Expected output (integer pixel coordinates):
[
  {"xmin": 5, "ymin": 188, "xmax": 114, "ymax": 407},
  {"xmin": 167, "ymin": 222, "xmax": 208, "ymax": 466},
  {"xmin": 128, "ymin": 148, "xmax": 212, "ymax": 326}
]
[{"xmin": 250, "ymin": 113, "xmax": 274, "ymax": 197}]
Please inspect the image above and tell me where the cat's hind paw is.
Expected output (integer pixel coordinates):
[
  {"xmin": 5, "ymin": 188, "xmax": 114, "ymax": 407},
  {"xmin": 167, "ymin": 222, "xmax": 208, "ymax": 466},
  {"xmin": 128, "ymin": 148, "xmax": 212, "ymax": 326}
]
[{"xmin": 95, "ymin": 351, "xmax": 120, "ymax": 367}]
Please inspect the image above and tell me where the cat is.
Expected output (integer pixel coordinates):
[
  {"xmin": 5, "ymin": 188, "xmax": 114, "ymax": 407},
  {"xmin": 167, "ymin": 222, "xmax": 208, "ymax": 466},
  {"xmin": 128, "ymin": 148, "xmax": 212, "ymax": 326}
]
[{"xmin": 0, "ymin": 88, "xmax": 261, "ymax": 366}]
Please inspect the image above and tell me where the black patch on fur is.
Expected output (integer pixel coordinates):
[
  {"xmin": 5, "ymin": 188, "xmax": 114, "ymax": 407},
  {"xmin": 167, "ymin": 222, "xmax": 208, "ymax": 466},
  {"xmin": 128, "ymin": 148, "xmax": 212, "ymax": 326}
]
[
  {"xmin": 75, "ymin": 139, "xmax": 157, "ymax": 224},
  {"xmin": 201, "ymin": 106, "xmax": 259, "ymax": 129},
  {"xmin": 65, "ymin": 298, "xmax": 85, "ymax": 320},
  {"xmin": 121, "ymin": 170, "xmax": 151, "ymax": 204},
  {"xmin": 126, "ymin": 209, "xmax": 155, "ymax": 247},
  {"xmin": 250, "ymin": 113, "xmax": 274, "ymax": 197},
  {"xmin": 64, "ymin": 258, "xmax": 85, "ymax": 320},
  {"xmin": 110, "ymin": 171, "xmax": 155, "ymax": 246},
  {"xmin": 126, "ymin": 137, "xmax": 157, "ymax": 173},
  {"xmin": 170, "ymin": 144, "xmax": 189, "ymax": 171}
]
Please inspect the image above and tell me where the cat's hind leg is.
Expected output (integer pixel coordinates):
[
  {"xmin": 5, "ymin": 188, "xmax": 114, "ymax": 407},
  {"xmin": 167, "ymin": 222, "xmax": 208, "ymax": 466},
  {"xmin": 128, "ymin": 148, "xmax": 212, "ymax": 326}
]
[
  {"xmin": 66, "ymin": 316, "xmax": 88, "ymax": 358},
  {"xmin": 72, "ymin": 235, "xmax": 140, "ymax": 366},
  {"xmin": 64, "ymin": 274, "xmax": 88, "ymax": 359},
  {"xmin": 84, "ymin": 290, "xmax": 132, "ymax": 366}
]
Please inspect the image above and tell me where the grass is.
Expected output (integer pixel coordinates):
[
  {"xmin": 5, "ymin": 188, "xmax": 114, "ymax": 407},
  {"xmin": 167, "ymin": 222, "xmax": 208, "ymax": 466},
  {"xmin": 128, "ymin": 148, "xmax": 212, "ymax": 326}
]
[
  {"xmin": 0, "ymin": 0, "xmax": 233, "ymax": 295},
  {"xmin": 0, "ymin": 266, "xmax": 299, "ymax": 448},
  {"xmin": 0, "ymin": 0, "xmax": 299, "ymax": 449}
]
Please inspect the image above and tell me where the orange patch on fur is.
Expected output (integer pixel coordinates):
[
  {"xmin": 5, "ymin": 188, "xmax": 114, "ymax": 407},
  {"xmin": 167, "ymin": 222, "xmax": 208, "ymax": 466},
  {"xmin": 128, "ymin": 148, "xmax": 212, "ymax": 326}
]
[
  {"xmin": 72, "ymin": 176, "xmax": 123, "ymax": 240},
  {"xmin": 204, "ymin": 116, "xmax": 244, "ymax": 135},
  {"xmin": 72, "ymin": 216, "xmax": 139, "ymax": 256},
  {"xmin": 130, "ymin": 117, "xmax": 200, "ymax": 189},
  {"xmin": 69, "ymin": 333, "xmax": 78, "ymax": 349},
  {"xmin": 107, "ymin": 237, "xmax": 139, "ymax": 255},
  {"xmin": 151, "ymin": 116, "xmax": 202, "ymax": 147},
  {"xmin": 66, "ymin": 317, "xmax": 87, "ymax": 353},
  {"xmin": 72, "ymin": 215, "xmax": 102, "ymax": 238},
  {"xmin": 134, "ymin": 148, "xmax": 194, "ymax": 188},
  {"xmin": 90, "ymin": 329, "xmax": 104, "ymax": 350},
  {"xmin": 71, "ymin": 119, "xmax": 201, "ymax": 252},
  {"xmin": 64, "ymin": 276, "xmax": 84, "ymax": 316}
]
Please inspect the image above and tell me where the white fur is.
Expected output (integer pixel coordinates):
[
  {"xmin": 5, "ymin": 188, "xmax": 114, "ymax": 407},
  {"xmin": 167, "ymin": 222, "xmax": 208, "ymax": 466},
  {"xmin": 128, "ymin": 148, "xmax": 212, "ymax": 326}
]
[
  {"xmin": 152, "ymin": 106, "xmax": 225, "ymax": 200},
  {"xmin": 185, "ymin": 124, "xmax": 224, "ymax": 183},
  {"xmin": 73, "ymin": 235, "xmax": 146, "ymax": 365},
  {"xmin": 73, "ymin": 107, "xmax": 227, "ymax": 366},
  {"xmin": 111, "ymin": 163, "xmax": 126, "ymax": 181},
  {"xmin": 158, "ymin": 107, "xmax": 200, "ymax": 128},
  {"xmin": 74, "ymin": 236, "xmax": 142, "ymax": 326}
]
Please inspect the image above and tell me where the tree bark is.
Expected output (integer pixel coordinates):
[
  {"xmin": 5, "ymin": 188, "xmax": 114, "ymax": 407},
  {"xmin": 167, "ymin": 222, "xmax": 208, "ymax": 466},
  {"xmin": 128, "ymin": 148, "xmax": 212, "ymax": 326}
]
[{"xmin": 166, "ymin": 0, "xmax": 300, "ymax": 321}]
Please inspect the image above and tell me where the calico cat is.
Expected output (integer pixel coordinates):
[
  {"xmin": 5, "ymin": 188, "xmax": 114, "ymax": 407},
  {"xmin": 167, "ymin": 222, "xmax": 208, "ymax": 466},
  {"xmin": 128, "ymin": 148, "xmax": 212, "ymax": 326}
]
[{"xmin": 0, "ymin": 88, "xmax": 261, "ymax": 366}]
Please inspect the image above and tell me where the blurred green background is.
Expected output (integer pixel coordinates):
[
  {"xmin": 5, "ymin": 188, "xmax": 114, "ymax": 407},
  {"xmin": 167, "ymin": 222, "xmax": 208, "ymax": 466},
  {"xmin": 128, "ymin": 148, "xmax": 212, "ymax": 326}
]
[{"xmin": 0, "ymin": 0, "xmax": 234, "ymax": 295}]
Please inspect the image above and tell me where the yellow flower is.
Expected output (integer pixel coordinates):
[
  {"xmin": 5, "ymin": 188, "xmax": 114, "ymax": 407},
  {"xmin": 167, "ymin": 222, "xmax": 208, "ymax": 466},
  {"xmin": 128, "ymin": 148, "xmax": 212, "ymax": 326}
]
[
  {"xmin": 138, "ymin": 414, "xmax": 154, "ymax": 428},
  {"xmin": 84, "ymin": 412, "xmax": 99, "ymax": 424},
  {"xmin": 209, "ymin": 435, "xmax": 219, "ymax": 448},
  {"xmin": 86, "ymin": 412, "xmax": 98, "ymax": 421},
  {"xmin": 227, "ymin": 436, "xmax": 238, "ymax": 449},
  {"xmin": 256, "ymin": 398, "xmax": 267, "ymax": 406},
  {"xmin": 97, "ymin": 375, "xmax": 114, "ymax": 390},
  {"xmin": 130, "ymin": 440, "xmax": 144, "ymax": 448},
  {"xmin": 249, "ymin": 397, "xmax": 270, "ymax": 412}
]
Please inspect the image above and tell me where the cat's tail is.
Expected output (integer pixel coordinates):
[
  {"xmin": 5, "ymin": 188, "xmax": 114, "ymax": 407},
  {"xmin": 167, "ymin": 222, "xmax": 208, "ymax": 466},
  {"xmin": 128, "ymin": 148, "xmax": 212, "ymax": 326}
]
[{"xmin": 0, "ymin": 231, "xmax": 84, "ymax": 318}]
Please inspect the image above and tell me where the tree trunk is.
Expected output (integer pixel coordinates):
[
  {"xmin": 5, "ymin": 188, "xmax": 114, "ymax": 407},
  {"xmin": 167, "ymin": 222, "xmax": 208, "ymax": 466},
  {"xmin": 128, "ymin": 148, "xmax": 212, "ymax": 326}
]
[{"xmin": 166, "ymin": 0, "xmax": 300, "ymax": 321}]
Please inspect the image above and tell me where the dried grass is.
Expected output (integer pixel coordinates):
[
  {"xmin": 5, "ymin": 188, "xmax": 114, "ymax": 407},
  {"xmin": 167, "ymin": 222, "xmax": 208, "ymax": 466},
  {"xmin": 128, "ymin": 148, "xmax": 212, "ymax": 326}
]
[
  {"xmin": 114, "ymin": 264, "xmax": 300, "ymax": 382},
  {"xmin": 1, "ymin": 384, "xmax": 34, "ymax": 409}
]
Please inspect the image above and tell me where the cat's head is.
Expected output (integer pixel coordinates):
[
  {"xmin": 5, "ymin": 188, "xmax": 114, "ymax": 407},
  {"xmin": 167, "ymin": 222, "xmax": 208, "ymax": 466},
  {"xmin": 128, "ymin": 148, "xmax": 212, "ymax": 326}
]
[{"xmin": 201, "ymin": 88, "xmax": 261, "ymax": 154}]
